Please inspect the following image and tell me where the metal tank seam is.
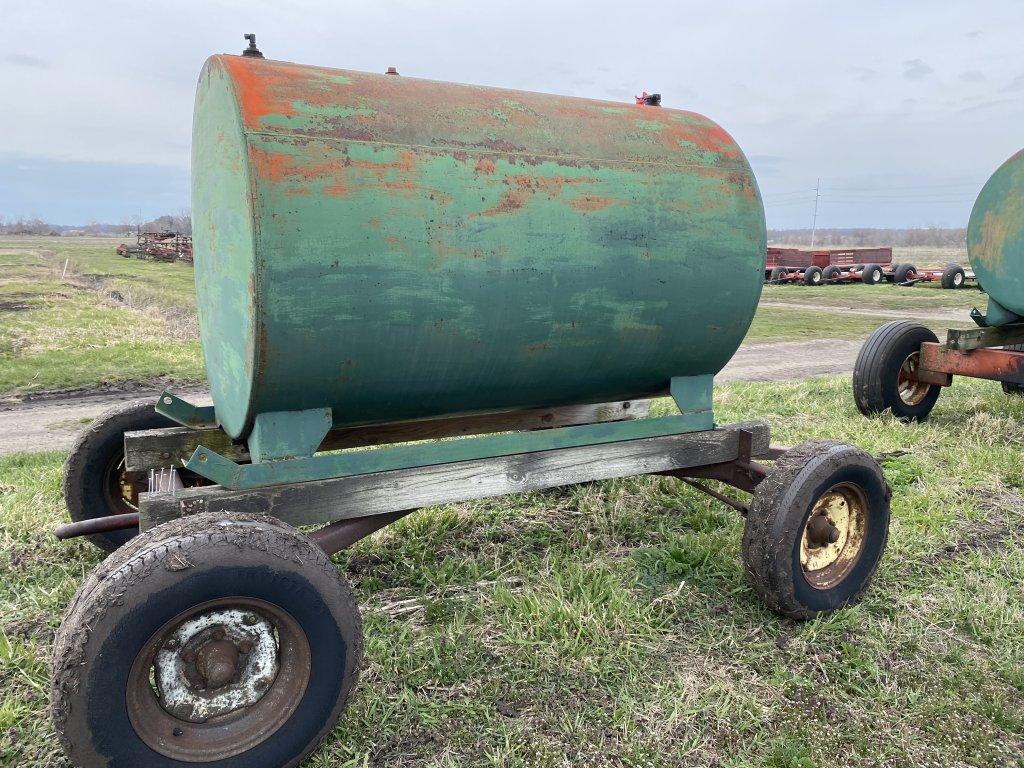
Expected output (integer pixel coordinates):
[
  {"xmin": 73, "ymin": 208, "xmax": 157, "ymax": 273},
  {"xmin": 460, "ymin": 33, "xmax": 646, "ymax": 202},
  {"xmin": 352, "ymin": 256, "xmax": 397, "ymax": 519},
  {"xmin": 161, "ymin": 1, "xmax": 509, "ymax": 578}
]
[{"xmin": 237, "ymin": 131, "xmax": 752, "ymax": 171}]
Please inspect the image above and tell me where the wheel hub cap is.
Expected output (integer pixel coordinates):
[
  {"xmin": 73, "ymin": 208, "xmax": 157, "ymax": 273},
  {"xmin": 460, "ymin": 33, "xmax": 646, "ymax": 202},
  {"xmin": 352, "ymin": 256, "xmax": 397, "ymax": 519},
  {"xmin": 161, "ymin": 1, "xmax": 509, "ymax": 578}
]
[
  {"xmin": 800, "ymin": 483, "xmax": 868, "ymax": 589},
  {"xmin": 154, "ymin": 608, "xmax": 279, "ymax": 722}
]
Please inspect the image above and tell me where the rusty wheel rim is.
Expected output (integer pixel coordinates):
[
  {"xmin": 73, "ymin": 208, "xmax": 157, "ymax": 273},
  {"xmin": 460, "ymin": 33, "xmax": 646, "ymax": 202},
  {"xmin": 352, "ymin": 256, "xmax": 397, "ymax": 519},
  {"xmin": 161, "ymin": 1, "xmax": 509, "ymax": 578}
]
[
  {"xmin": 102, "ymin": 452, "xmax": 144, "ymax": 514},
  {"xmin": 127, "ymin": 597, "xmax": 311, "ymax": 762},
  {"xmin": 799, "ymin": 482, "xmax": 868, "ymax": 590},
  {"xmin": 897, "ymin": 351, "xmax": 931, "ymax": 407}
]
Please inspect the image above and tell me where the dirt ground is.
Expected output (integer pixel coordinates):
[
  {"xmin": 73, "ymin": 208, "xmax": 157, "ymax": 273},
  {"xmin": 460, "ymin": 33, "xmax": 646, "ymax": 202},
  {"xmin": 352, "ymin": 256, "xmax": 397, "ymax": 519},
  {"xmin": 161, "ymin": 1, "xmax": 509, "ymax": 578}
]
[
  {"xmin": 0, "ymin": 386, "xmax": 209, "ymax": 457},
  {"xmin": 0, "ymin": 340, "xmax": 857, "ymax": 457}
]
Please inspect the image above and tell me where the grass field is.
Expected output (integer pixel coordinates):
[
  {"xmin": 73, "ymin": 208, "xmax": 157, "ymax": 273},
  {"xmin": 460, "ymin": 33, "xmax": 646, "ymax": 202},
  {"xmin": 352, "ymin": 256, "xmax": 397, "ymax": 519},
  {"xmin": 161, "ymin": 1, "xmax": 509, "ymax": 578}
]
[
  {"xmin": 760, "ymin": 282, "xmax": 983, "ymax": 314},
  {"xmin": 745, "ymin": 305, "xmax": 973, "ymax": 344},
  {"xmin": 2, "ymin": 378, "xmax": 1023, "ymax": 766},
  {"xmin": 0, "ymin": 237, "xmax": 203, "ymax": 398},
  {"xmin": 0, "ymin": 237, "xmax": 983, "ymax": 400}
]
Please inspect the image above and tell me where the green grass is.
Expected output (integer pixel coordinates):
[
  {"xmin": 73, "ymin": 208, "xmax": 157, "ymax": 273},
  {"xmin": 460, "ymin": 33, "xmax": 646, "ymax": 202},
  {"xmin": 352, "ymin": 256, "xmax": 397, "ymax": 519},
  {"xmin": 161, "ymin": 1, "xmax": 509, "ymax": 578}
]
[
  {"xmin": 761, "ymin": 282, "xmax": 984, "ymax": 314},
  {"xmin": 3, "ymin": 378, "xmax": 1024, "ymax": 765},
  {"xmin": 3, "ymin": 236, "xmax": 198, "ymax": 313},
  {"xmin": 746, "ymin": 305, "xmax": 974, "ymax": 344},
  {"xmin": 0, "ymin": 237, "xmax": 204, "ymax": 397}
]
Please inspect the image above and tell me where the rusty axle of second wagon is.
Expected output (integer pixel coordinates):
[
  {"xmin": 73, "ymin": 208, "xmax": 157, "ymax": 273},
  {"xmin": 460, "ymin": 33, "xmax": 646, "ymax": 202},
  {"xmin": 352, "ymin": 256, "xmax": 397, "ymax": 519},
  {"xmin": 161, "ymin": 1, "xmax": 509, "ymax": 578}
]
[{"xmin": 913, "ymin": 342, "xmax": 1024, "ymax": 387}]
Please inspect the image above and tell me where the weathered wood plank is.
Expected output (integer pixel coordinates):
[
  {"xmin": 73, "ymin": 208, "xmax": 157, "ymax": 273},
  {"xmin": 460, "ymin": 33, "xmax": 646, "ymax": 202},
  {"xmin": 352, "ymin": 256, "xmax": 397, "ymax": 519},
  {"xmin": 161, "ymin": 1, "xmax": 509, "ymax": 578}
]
[
  {"xmin": 124, "ymin": 400, "xmax": 650, "ymax": 472},
  {"xmin": 139, "ymin": 421, "xmax": 768, "ymax": 530}
]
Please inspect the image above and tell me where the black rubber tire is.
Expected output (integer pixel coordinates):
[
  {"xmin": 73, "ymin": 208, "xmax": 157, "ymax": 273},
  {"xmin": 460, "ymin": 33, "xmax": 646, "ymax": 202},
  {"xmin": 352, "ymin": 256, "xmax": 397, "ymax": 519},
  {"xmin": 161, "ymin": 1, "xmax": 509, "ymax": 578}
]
[
  {"xmin": 1001, "ymin": 344, "xmax": 1024, "ymax": 395},
  {"xmin": 941, "ymin": 264, "xmax": 966, "ymax": 289},
  {"xmin": 893, "ymin": 263, "xmax": 917, "ymax": 284},
  {"xmin": 803, "ymin": 266, "xmax": 823, "ymax": 286},
  {"xmin": 63, "ymin": 399, "xmax": 175, "ymax": 552},
  {"xmin": 822, "ymin": 265, "xmax": 842, "ymax": 281},
  {"xmin": 51, "ymin": 511, "xmax": 363, "ymax": 768},
  {"xmin": 852, "ymin": 321, "xmax": 942, "ymax": 422},
  {"xmin": 769, "ymin": 266, "xmax": 788, "ymax": 282},
  {"xmin": 861, "ymin": 263, "xmax": 883, "ymax": 285},
  {"xmin": 741, "ymin": 441, "xmax": 891, "ymax": 620}
]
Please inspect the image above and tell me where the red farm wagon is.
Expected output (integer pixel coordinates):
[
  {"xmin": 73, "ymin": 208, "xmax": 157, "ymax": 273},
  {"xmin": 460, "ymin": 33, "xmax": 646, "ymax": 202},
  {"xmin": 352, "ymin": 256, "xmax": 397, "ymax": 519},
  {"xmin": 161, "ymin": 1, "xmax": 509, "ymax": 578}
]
[{"xmin": 766, "ymin": 247, "xmax": 972, "ymax": 289}]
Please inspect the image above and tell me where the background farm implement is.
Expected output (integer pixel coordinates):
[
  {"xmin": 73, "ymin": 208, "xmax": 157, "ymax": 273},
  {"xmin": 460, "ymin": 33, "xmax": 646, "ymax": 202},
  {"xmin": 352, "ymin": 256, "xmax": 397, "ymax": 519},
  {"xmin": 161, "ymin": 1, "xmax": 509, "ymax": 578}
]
[
  {"xmin": 766, "ymin": 246, "xmax": 974, "ymax": 289},
  {"xmin": 116, "ymin": 230, "xmax": 193, "ymax": 264}
]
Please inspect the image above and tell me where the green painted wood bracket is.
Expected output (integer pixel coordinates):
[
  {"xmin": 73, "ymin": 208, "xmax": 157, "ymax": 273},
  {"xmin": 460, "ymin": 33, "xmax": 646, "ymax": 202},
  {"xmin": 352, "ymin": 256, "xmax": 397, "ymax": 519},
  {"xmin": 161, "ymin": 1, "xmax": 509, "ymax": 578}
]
[
  {"xmin": 185, "ymin": 410, "xmax": 714, "ymax": 490},
  {"xmin": 155, "ymin": 390, "xmax": 217, "ymax": 428},
  {"xmin": 247, "ymin": 408, "xmax": 333, "ymax": 462}
]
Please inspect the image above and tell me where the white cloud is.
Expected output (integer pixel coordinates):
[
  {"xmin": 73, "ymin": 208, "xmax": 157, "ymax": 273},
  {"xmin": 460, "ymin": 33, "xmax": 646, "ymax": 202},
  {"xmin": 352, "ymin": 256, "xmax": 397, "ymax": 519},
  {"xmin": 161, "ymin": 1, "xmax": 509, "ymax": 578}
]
[{"xmin": 1, "ymin": 0, "xmax": 1023, "ymax": 227}]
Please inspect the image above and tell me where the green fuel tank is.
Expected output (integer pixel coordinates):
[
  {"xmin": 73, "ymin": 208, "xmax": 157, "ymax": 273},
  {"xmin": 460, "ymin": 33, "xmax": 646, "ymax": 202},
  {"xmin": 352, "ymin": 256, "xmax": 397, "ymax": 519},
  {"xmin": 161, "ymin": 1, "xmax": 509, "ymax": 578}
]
[
  {"xmin": 968, "ymin": 149, "xmax": 1024, "ymax": 325},
  {"xmin": 192, "ymin": 54, "xmax": 766, "ymax": 440}
]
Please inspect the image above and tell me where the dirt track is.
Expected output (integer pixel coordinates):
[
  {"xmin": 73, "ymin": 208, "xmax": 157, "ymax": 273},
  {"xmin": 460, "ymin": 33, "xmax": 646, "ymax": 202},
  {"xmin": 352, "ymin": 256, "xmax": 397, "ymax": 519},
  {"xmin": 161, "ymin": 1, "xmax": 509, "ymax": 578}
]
[
  {"xmin": 0, "ymin": 387, "xmax": 210, "ymax": 458},
  {"xmin": 0, "ymin": 340, "xmax": 860, "ymax": 458}
]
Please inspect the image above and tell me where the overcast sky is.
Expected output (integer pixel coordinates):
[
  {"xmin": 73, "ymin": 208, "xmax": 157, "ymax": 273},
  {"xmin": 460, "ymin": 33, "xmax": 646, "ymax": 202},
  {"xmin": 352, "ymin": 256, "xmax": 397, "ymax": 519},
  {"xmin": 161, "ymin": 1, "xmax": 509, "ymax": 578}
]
[{"xmin": 2, "ymin": 0, "xmax": 1022, "ymax": 228}]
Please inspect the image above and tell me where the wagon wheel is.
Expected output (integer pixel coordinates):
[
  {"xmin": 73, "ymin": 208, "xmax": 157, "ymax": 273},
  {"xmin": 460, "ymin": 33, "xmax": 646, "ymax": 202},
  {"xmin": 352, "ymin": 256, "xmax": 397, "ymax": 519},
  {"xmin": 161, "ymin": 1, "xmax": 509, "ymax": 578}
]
[
  {"xmin": 63, "ymin": 399, "xmax": 204, "ymax": 552},
  {"xmin": 852, "ymin": 321, "xmax": 942, "ymax": 422},
  {"xmin": 941, "ymin": 264, "xmax": 966, "ymax": 289},
  {"xmin": 741, "ymin": 441, "xmax": 891, "ymax": 619},
  {"xmin": 893, "ymin": 263, "xmax": 917, "ymax": 284},
  {"xmin": 802, "ymin": 266, "xmax": 823, "ymax": 286},
  {"xmin": 861, "ymin": 263, "xmax": 883, "ymax": 285},
  {"xmin": 51, "ymin": 511, "xmax": 363, "ymax": 768}
]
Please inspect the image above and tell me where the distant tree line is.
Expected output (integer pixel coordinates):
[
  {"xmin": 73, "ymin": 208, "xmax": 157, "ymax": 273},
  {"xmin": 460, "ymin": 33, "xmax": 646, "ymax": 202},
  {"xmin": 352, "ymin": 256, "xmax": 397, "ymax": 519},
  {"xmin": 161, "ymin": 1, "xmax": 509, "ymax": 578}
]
[
  {"xmin": 769, "ymin": 227, "xmax": 966, "ymax": 248},
  {"xmin": 0, "ymin": 211, "xmax": 192, "ymax": 236},
  {"xmin": 137, "ymin": 212, "xmax": 192, "ymax": 235}
]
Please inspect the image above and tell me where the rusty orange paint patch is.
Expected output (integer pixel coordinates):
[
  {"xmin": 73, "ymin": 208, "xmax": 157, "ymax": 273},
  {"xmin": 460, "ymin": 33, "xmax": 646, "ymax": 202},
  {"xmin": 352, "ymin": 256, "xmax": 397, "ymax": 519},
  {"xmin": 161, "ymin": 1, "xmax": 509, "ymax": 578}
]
[
  {"xmin": 249, "ymin": 146, "xmax": 349, "ymax": 185},
  {"xmin": 473, "ymin": 174, "xmax": 600, "ymax": 218},
  {"xmin": 475, "ymin": 157, "xmax": 496, "ymax": 174},
  {"xmin": 396, "ymin": 151, "xmax": 417, "ymax": 171},
  {"xmin": 571, "ymin": 195, "xmax": 619, "ymax": 212},
  {"xmin": 322, "ymin": 182, "xmax": 350, "ymax": 197},
  {"xmin": 220, "ymin": 55, "xmax": 300, "ymax": 130}
]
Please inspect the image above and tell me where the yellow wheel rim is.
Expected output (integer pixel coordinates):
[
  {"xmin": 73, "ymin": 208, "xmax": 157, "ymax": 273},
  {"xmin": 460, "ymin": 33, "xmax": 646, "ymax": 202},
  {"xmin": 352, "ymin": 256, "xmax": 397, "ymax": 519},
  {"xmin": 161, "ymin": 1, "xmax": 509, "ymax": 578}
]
[{"xmin": 800, "ymin": 482, "xmax": 868, "ymax": 589}]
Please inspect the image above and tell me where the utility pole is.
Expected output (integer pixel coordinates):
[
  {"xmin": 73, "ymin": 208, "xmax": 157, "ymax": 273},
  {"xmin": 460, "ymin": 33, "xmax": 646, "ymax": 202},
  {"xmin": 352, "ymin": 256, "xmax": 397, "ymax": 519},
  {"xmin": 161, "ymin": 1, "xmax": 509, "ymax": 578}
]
[{"xmin": 809, "ymin": 178, "xmax": 821, "ymax": 248}]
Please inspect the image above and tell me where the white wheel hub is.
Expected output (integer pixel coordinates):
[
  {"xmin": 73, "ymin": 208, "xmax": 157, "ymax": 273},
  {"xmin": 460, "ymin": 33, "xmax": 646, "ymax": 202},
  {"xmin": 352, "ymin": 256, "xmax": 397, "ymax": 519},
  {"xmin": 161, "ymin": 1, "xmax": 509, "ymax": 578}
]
[{"xmin": 154, "ymin": 607, "xmax": 279, "ymax": 722}]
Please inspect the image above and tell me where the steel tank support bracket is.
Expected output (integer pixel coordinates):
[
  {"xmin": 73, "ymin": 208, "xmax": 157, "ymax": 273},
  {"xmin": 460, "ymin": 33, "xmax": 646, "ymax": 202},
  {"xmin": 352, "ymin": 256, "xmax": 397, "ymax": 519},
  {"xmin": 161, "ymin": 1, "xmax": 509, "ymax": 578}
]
[
  {"xmin": 670, "ymin": 375, "xmax": 714, "ymax": 430},
  {"xmin": 155, "ymin": 391, "xmax": 218, "ymax": 429},
  {"xmin": 247, "ymin": 408, "xmax": 333, "ymax": 462}
]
